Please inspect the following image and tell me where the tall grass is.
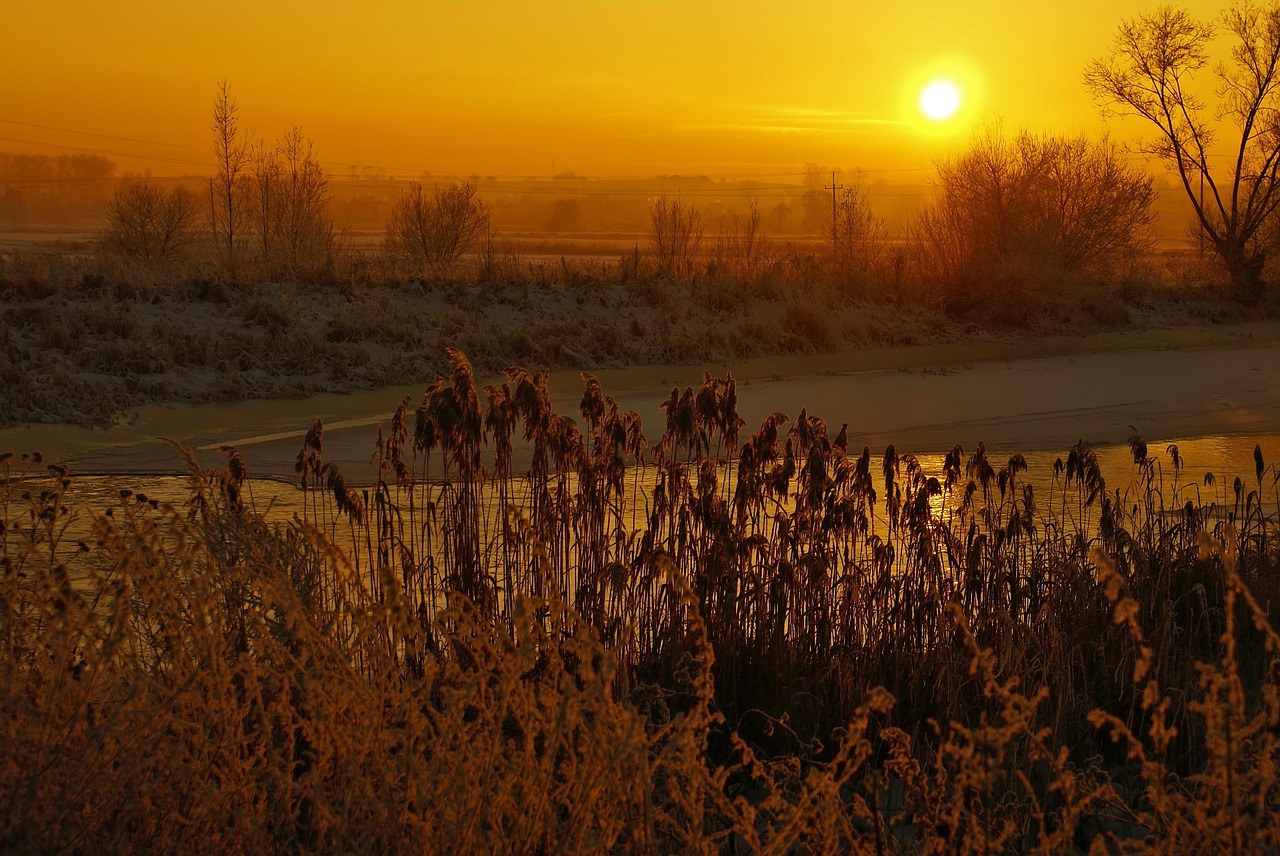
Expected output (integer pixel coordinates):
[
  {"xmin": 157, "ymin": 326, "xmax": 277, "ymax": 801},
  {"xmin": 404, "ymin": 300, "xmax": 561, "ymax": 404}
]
[{"xmin": 2, "ymin": 353, "xmax": 1279, "ymax": 852}]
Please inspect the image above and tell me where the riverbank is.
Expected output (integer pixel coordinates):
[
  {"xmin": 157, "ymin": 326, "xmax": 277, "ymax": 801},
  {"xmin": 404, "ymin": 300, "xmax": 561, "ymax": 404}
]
[{"xmin": 5, "ymin": 319, "xmax": 1279, "ymax": 481}]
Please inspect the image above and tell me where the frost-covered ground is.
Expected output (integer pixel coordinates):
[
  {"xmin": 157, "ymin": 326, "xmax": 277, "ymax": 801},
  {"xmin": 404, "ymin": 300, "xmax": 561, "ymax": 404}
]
[{"xmin": 1, "ymin": 247, "xmax": 1274, "ymax": 429}]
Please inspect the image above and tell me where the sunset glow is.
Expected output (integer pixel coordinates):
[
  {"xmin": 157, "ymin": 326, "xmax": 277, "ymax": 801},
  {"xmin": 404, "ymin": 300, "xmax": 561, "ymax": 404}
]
[
  {"xmin": 5, "ymin": 1, "xmax": 1280, "ymax": 849},
  {"xmin": 0, "ymin": 1, "xmax": 1235, "ymax": 178}
]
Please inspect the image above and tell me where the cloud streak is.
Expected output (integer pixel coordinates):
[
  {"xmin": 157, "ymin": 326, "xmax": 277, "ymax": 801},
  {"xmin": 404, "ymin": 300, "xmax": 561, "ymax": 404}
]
[{"xmin": 684, "ymin": 105, "xmax": 906, "ymax": 135}]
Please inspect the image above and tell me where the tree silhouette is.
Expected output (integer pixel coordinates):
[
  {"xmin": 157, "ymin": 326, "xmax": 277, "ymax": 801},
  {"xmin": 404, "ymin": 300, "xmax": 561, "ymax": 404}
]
[
  {"xmin": 250, "ymin": 140, "xmax": 278, "ymax": 260},
  {"xmin": 385, "ymin": 182, "xmax": 489, "ymax": 274},
  {"xmin": 210, "ymin": 81, "xmax": 249, "ymax": 274},
  {"xmin": 102, "ymin": 180, "xmax": 201, "ymax": 268},
  {"xmin": 246, "ymin": 125, "xmax": 333, "ymax": 279},
  {"xmin": 273, "ymin": 126, "xmax": 334, "ymax": 279},
  {"xmin": 1085, "ymin": 3, "xmax": 1280, "ymax": 302},
  {"xmin": 649, "ymin": 196, "xmax": 703, "ymax": 280},
  {"xmin": 831, "ymin": 183, "xmax": 885, "ymax": 287},
  {"xmin": 913, "ymin": 125, "xmax": 1154, "ymax": 303}
]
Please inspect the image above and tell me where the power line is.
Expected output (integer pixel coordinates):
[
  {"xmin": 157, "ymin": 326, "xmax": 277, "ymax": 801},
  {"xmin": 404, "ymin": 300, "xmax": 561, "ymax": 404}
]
[
  {"xmin": 0, "ymin": 119, "xmax": 207, "ymax": 152},
  {"xmin": 0, "ymin": 114, "xmax": 945, "ymax": 191},
  {"xmin": 0, "ymin": 117, "xmax": 937, "ymax": 182},
  {"xmin": 330, "ymin": 182, "xmax": 927, "ymax": 200},
  {"xmin": 0, "ymin": 135, "xmax": 208, "ymax": 168},
  {"xmin": 0, "ymin": 176, "xmax": 196, "ymax": 191},
  {"xmin": 0, "ymin": 175, "xmax": 929, "ymax": 199}
]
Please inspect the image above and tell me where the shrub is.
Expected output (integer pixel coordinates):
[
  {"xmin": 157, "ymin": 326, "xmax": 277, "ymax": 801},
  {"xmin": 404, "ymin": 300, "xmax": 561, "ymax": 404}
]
[
  {"xmin": 385, "ymin": 181, "xmax": 489, "ymax": 275},
  {"xmin": 780, "ymin": 301, "xmax": 835, "ymax": 350},
  {"xmin": 831, "ymin": 183, "xmax": 886, "ymax": 293},
  {"xmin": 913, "ymin": 125, "xmax": 1156, "ymax": 302},
  {"xmin": 102, "ymin": 180, "xmax": 202, "ymax": 268},
  {"xmin": 649, "ymin": 195, "xmax": 703, "ymax": 281}
]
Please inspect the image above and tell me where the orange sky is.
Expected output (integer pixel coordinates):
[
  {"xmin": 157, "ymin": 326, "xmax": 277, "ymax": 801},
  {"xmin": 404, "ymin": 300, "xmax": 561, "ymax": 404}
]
[{"xmin": 3, "ymin": 1, "xmax": 1233, "ymax": 180}]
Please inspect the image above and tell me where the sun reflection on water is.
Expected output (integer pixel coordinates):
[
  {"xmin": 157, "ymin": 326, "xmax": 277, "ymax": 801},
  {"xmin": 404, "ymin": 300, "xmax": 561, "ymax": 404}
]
[{"xmin": 59, "ymin": 434, "xmax": 1277, "ymax": 537}]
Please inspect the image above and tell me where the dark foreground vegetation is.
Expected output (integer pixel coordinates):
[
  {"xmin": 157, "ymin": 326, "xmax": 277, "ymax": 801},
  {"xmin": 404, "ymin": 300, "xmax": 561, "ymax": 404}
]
[{"xmin": 3, "ymin": 351, "xmax": 1279, "ymax": 853}]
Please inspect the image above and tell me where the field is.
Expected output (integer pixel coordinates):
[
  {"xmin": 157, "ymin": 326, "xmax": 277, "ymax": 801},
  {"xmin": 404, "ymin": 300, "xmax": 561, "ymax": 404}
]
[{"xmin": 3, "ymin": 349, "xmax": 1280, "ymax": 853}]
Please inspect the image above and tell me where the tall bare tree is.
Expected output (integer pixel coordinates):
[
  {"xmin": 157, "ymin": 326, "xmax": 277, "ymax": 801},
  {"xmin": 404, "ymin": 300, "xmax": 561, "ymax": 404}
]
[
  {"xmin": 210, "ymin": 81, "xmax": 249, "ymax": 274},
  {"xmin": 273, "ymin": 126, "xmax": 334, "ymax": 278},
  {"xmin": 710, "ymin": 200, "xmax": 766, "ymax": 280},
  {"xmin": 1085, "ymin": 3, "xmax": 1280, "ymax": 302},
  {"xmin": 250, "ymin": 139, "xmax": 279, "ymax": 261}
]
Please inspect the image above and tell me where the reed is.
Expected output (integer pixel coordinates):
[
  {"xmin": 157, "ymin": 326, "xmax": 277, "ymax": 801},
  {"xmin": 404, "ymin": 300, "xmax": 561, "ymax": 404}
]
[{"xmin": 2, "ymin": 355, "xmax": 1278, "ymax": 852}]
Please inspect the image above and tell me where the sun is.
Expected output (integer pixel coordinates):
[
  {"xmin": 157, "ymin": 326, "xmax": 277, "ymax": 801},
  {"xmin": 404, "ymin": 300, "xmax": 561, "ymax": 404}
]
[{"xmin": 919, "ymin": 79, "xmax": 962, "ymax": 121}]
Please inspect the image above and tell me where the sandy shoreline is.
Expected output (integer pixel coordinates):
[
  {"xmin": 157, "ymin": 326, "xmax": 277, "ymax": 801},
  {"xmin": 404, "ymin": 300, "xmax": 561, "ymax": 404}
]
[{"xmin": 4, "ymin": 320, "xmax": 1279, "ymax": 480}]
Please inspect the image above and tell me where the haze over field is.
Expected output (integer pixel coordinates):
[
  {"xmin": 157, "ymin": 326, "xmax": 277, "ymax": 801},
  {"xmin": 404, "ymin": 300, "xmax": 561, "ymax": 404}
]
[{"xmin": 1, "ymin": 0, "xmax": 1236, "ymax": 179}]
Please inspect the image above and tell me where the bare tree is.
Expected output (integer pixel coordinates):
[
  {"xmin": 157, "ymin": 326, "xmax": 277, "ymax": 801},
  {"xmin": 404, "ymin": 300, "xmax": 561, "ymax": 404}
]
[
  {"xmin": 250, "ymin": 139, "xmax": 279, "ymax": 261},
  {"xmin": 1030, "ymin": 134, "xmax": 1157, "ymax": 271},
  {"xmin": 210, "ymin": 81, "xmax": 250, "ymax": 273},
  {"xmin": 102, "ymin": 180, "xmax": 201, "ymax": 267},
  {"xmin": 385, "ymin": 184, "xmax": 433, "ymax": 270},
  {"xmin": 771, "ymin": 201, "xmax": 790, "ymax": 232},
  {"xmin": 913, "ymin": 125, "xmax": 1155, "ymax": 295},
  {"xmin": 831, "ymin": 182, "xmax": 885, "ymax": 286},
  {"xmin": 711, "ymin": 200, "xmax": 766, "ymax": 279},
  {"xmin": 385, "ymin": 182, "xmax": 489, "ymax": 274},
  {"xmin": 649, "ymin": 195, "xmax": 703, "ymax": 280},
  {"xmin": 273, "ymin": 126, "xmax": 334, "ymax": 278},
  {"xmin": 1085, "ymin": 3, "xmax": 1280, "ymax": 302},
  {"xmin": 245, "ymin": 126, "xmax": 334, "ymax": 279}
]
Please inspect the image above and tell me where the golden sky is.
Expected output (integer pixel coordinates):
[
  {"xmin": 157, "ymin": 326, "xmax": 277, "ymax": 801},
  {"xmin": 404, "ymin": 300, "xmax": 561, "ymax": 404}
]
[{"xmin": 3, "ymin": 1, "xmax": 1233, "ymax": 180}]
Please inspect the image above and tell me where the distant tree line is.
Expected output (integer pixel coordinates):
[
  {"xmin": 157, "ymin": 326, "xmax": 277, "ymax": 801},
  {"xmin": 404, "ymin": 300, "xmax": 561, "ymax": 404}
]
[
  {"xmin": 0, "ymin": 152, "xmax": 115, "ymax": 188},
  {"xmin": 0, "ymin": 152, "xmax": 116, "ymax": 225}
]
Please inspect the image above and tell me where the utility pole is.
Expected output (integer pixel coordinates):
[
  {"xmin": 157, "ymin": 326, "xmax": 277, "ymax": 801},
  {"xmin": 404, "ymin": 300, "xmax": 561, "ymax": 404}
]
[
  {"xmin": 824, "ymin": 170, "xmax": 844, "ymax": 249},
  {"xmin": 208, "ymin": 178, "xmax": 216, "ymax": 245},
  {"xmin": 1199, "ymin": 168, "xmax": 1205, "ymax": 256}
]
